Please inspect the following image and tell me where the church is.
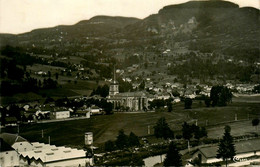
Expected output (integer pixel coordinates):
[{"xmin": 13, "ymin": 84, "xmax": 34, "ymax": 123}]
[{"xmin": 107, "ymin": 73, "xmax": 148, "ymax": 111}]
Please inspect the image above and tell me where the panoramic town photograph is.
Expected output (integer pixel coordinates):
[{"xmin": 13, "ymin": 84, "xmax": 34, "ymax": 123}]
[{"xmin": 0, "ymin": 0, "xmax": 259, "ymax": 166}]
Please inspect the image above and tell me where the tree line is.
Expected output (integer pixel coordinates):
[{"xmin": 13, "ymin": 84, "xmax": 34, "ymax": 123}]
[{"xmin": 104, "ymin": 130, "xmax": 140, "ymax": 152}]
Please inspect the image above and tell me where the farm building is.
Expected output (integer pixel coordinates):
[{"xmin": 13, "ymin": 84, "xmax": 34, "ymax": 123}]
[{"xmin": 191, "ymin": 139, "xmax": 260, "ymax": 165}]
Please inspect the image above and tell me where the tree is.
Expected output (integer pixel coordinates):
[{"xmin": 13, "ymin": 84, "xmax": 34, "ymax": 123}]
[
  {"xmin": 48, "ymin": 71, "xmax": 51, "ymax": 78},
  {"xmin": 182, "ymin": 122, "xmax": 192, "ymax": 141},
  {"xmin": 184, "ymin": 98, "xmax": 192, "ymax": 109},
  {"xmin": 128, "ymin": 132, "xmax": 140, "ymax": 147},
  {"xmin": 200, "ymin": 127, "xmax": 208, "ymax": 138},
  {"xmin": 104, "ymin": 140, "xmax": 115, "ymax": 152},
  {"xmin": 8, "ymin": 104, "xmax": 22, "ymax": 121},
  {"xmin": 0, "ymin": 107, "xmax": 7, "ymax": 126},
  {"xmin": 154, "ymin": 117, "xmax": 174, "ymax": 139},
  {"xmin": 139, "ymin": 80, "xmax": 145, "ymax": 90},
  {"xmin": 204, "ymin": 96, "xmax": 211, "ymax": 107},
  {"xmin": 194, "ymin": 126, "xmax": 208, "ymax": 140},
  {"xmin": 252, "ymin": 84, "xmax": 260, "ymax": 93},
  {"xmin": 91, "ymin": 84, "xmax": 109, "ymax": 98},
  {"xmin": 101, "ymin": 100, "xmax": 113, "ymax": 115},
  {"xmin": 115, "ymin": 129, "xmax": 128, "ymax": 150},
  {"xmin": 216, "ymin": 126, "xmax": 236, "ymax": 167},
  {"xmin": 252, "ymin": 118, "xmax": 259, "ymax": 130},
  {"xmin": 163, "ymin": 142, "xmax": 182, "ymax": 167},
  {"xmin": 192, "ymin": 153, "xmax": 202, "ymax": 166},
  {"xmin": 55, "ymin": 72, "xmax": 59, "ymax": 80},
  {"xmin": 210, "ymin": 86, "xmax": 232, "ymax": 107},
  {"xmin": 167, "ymin": 101, "xmax": 173, "ymax": 112},
  {"xmin": 129, "ymin": 154, "xmax": 144, "ymax": 166}
]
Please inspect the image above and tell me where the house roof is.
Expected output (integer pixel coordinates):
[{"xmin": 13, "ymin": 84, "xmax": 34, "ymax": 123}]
[
  {"xmin": 199, "ymin": 138, "xmax": 260, "ymax": 158},
  {"xmin": 0, "ymin": 133, "xmax": 27, "ymax": 146},
  {"xmin": 0, "ymin": 138, "xmax": 15, "ymax": 152}
]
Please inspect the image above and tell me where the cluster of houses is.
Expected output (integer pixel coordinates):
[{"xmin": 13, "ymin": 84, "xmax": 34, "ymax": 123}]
[
  {"xmin": 1, "ymin": 105, "xmax": 104, "ymax": 127},
  {"xmin": 0, "ymin": 133, "xmax": 93, "ymax": 167}
]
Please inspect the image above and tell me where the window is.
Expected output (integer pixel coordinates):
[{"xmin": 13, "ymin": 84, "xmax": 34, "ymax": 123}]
[{"xmin": 63, "ymin": 150, "xmax": 71, "ymax": 153}]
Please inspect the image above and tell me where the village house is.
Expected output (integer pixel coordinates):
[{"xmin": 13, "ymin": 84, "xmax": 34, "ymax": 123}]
[
  {"xmin": 76, "ymin": 109, "xmax": 91, "ymax": 118},
  {"xmin": 4, "ymin": 117, "xmax": 18, "ymax": 126},
  {"xmin": 0, "ymin": 138, "xmax": 20, "ymax": 167},
  {"xmin": 0, "ymin": 133, "xmax": 34, "ymax": 153},
  {"xmin": 87, "ymin": 106, "xmax": 103, "ymax": 115},
  {"xmin": 155, "ymin": 92, "xmax": 171, "ymax": 100},
  {"xmin": 52, "ymin": 111, "xmax": 70, "ymax": 119}
]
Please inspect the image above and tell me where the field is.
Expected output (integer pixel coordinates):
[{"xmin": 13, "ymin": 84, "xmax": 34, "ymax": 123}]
[{"xmin": 3, "ymin": 96, "xmax": 260, "ymax": 148}]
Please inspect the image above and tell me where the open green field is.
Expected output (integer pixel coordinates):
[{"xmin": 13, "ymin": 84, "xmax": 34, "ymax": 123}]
[
  {"xmin": 2, "ymin": 97, "xmax": 260, "ymax": 148},
  {"xmin": 207, "ymin": 120, "xmax": 260, "ymax": 138},
  {"xmin": 2, "ymin": 111, "xmax": 187, "ymax": 147}
]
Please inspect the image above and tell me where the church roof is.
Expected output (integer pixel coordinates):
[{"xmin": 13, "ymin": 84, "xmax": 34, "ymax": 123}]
[{"xmin": 112, "ymin": 91, "xmax": 147, "ymax": 98}]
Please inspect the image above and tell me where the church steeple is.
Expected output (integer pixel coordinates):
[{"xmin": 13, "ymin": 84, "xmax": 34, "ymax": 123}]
[
  {"xmin": 109, "ymin": 66, "xmax": 119, "ymax": 97},
  {"xmin": 113, "ymin": 66, "xmax": 116, "ymax": 83}
]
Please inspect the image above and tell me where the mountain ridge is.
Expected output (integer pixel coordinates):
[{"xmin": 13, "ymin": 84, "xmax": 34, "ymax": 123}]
[{"xmin": 0, "ymin": 0, "xmax": 259, "ymax": 55}]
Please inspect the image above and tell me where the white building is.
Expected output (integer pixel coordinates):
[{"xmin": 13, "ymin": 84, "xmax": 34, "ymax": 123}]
[
  {"xmin": 19, "ymin": 142, "xmax": 93, "ymax": 167},
  {"xmin": 53, "ymin": 111, "xmax": 70, "ymax": 119},
  {"xmin": 87, "ymin": 106, "xmax": 103, "ymax": 115},
  {"xmin": 1, "ymin": 133, "xmax": 94, "ymax": 167}
]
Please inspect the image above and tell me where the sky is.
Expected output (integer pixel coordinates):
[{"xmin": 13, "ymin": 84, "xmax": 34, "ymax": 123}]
[{"xmin": 0, "ymin": 0, "xmax": 259, "ymax": 34}]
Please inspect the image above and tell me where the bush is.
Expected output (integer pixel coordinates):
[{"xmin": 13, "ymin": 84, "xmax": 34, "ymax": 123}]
[
  {"xmin": 184, "ymin": 98, "xmax": 192, "ymax": 109},
  {"xmin": 176, "ymin": 135, "xmax": 182, "ymax": 139}
]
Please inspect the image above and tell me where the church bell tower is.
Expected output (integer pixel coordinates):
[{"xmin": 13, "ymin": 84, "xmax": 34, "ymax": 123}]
[{"xmin": 109, "ymin": 66, "xmax": 119, "ymax": 97}]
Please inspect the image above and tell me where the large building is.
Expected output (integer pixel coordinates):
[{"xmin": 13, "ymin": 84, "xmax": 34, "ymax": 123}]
[
  {"xmin": 107, "ymin": 72, "xmax": 148, "ymax": 111},
  {"xmin": 19, "ymin": 142, "xmax": 92, "ymax": 167},
  {"xmin": 0, "ymin": 133, "xmax": 93, "ymax": 167},
  {"xmin": 108, "ymin": 91, "xmax": 149, "ymax": 111}
]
